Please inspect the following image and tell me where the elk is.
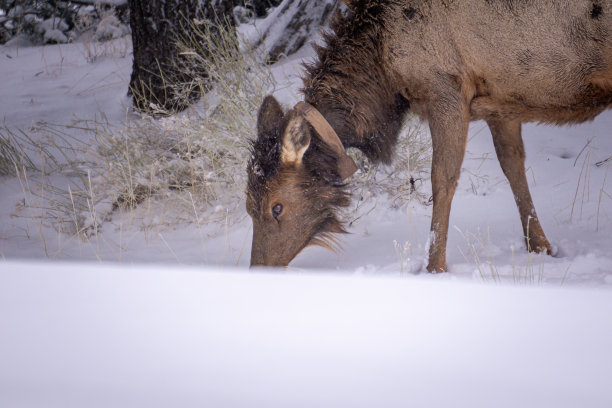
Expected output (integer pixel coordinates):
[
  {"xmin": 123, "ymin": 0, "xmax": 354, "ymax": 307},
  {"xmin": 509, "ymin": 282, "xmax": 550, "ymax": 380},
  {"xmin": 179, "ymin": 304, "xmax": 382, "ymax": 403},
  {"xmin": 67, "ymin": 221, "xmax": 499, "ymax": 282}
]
[{"xmin": 247, "ymin": 0, "xmax": 612, "ymax": 272}]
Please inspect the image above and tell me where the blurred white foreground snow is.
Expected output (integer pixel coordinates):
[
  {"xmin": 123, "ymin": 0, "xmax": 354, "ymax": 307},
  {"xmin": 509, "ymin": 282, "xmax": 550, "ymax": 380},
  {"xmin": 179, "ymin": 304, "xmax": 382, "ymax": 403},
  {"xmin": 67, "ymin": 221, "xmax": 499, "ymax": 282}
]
[{"xmin": 1, "ymin": 261, "xmax": 611, "ymax": 408}]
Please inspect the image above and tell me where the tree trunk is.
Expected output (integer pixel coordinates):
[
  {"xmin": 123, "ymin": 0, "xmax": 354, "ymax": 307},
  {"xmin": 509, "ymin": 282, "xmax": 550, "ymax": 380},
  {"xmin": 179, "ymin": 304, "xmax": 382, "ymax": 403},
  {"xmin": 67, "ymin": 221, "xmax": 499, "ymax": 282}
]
[
  {"xmin": 128, "ymin": 0, "xmax": 234, "ymax": 114},
  {"xmin": 253, "ymin": 0, "xmax": 340, "ymax": 63},
  {"xmin": 247, "ymin": 0, "xmax": 283, "ymax": 17}
]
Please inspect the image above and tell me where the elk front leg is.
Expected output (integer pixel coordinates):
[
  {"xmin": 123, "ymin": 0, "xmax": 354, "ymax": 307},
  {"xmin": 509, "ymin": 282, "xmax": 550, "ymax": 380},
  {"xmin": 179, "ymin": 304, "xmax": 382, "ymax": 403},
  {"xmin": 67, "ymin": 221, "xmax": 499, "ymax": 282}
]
[
  {"xmin": 487, "ymin": 119, "xmax": 552, "ymax": 254},
  {"xmin": 427, "ymin": 101, "xmax": 470, "ymax": 273}
]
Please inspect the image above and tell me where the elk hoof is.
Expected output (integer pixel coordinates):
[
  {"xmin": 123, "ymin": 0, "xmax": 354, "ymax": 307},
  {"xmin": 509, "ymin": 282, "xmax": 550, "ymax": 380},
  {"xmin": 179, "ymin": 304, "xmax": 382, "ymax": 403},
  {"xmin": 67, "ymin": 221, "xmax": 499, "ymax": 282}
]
[
  {"xmin": 526, "ymin": 236, "xmax": 552, "ymax": 255},
  {"xmin": 426, "ymin": 261, "xmax": 447, "ymax": 273}
]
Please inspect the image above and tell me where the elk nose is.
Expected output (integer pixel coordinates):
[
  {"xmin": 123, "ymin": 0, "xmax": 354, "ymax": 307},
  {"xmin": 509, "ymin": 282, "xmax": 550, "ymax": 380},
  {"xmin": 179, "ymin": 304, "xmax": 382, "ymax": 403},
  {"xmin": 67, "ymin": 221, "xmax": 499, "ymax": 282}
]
[
  {"xmin": 249, "ymin": 260, "xmax": 290, "ymax": 268},
  {"xmin": 249, "ymin": 252, "xmax": 290, "ymax": 268}
]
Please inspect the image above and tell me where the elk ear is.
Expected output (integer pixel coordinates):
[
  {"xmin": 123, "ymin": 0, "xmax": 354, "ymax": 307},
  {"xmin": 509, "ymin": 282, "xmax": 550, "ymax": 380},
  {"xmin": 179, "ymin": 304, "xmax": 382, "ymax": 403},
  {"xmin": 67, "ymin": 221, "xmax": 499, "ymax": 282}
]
[
  {"xmin": 281, "ymin": 115, "xmax": 311, "ymax": 165},
  {"xmin": 257, "ymin": 95, "xmax": 284, "ymax": 140}
]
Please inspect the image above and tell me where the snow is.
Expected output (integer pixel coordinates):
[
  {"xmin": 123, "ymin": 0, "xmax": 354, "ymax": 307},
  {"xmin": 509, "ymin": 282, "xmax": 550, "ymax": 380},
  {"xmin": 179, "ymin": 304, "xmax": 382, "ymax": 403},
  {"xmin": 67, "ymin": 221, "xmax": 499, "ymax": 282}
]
[
  {"xmin": 38, "ymin": 18, "xmax": 70, "ymax": 44},
  {"xmin": 74, "ymin": 0, "xmax": 127, "ymax": 5},
  {"xmin": 0, "ymin": 14, "xmax": 612, "ymax": 407},
  {"xmin": 39, "ymin": 17, "xmax": 69, "ymax": 34},
  {"xmin": 42, "ymin": 28, "xmax": 68, "ymax": 44},
  {"xmin": 95, "ymin": 14, "xmax": 129, "ymax": 41},
  {"xmin": 1, "ymin": 261, "xmax": 612, "ymax": 408},
  {"xmin": 0, "ymin": 40, "xmax": 131, "ymax": 128},
  {"xmin": 239, "ymin": 0, "xmax": 337, "ymax": 61}
]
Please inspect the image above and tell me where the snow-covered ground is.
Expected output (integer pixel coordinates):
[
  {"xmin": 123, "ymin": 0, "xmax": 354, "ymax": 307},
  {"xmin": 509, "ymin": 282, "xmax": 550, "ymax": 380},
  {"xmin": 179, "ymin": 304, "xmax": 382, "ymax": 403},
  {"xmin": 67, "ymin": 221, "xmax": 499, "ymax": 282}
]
[
  {"xmin": 1, "ymin": 20, "xmax": 612, "ymax": 407},
  {"xmin": 2, "ymin": 261, "xmax": 612, "ymax": 408}
]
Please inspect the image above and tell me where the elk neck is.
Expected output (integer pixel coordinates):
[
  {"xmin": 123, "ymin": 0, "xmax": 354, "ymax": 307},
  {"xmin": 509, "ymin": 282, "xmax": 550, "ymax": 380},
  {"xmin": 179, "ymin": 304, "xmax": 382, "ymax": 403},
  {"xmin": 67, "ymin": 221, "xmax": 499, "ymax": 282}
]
[{"xmin": 300, "ymin": 6, "xmax": 410, "ymax": 164}]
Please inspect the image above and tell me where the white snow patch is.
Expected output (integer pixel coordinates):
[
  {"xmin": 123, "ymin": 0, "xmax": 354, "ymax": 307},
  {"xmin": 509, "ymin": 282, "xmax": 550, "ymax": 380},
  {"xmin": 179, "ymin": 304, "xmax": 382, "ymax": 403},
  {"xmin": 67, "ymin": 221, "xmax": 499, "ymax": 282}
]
[
  {"xmin": 39, "ymin": 17, "xmax": 69, "ymax": 34},
  {"xmin": 95, "ymin": 14, "xmax": 129, "ymax": 41},
  {"xmin": 1, "ymin": 261, "xmax": 611, "ymax": 408},
  {"xmin": 43, "ymin": 28, "xmax": 68, "ymax": 44}
]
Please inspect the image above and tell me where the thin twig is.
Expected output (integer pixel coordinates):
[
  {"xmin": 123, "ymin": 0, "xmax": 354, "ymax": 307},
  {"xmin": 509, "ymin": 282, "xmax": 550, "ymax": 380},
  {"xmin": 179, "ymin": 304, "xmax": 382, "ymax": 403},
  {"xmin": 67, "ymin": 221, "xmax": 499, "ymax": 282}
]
[
  {"xmin": 573, "ymin": 137, "xmax": 593, "ymax": 167},
  {"xmin": 595, "ymin": 155, "xmax": 612, "ymax": 167}
]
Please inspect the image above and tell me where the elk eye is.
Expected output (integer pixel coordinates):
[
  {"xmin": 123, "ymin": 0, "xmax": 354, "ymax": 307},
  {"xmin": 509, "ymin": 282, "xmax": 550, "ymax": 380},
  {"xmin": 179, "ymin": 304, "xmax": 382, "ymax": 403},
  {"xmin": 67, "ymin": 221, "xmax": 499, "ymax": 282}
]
[{"xmin": 272, "ymin": 203, "xmax": 283, "ymax": 220}]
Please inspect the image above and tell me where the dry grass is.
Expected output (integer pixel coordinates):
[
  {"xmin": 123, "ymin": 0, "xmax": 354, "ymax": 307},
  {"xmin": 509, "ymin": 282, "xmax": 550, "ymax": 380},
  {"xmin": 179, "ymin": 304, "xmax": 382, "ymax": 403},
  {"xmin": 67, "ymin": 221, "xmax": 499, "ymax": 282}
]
[
  {"xmin": 454, "ymin": 225, "xmax": 549, "ymax": 285},
  {"xmin": 0, "ymin": 129, "xmax": 36, "ymax": 176},
  {"xmin": 347, "ymin": 115, "xmax": 432, "ymax": 223},
  {"xmin": 568, "ymin": 139, "xmax": 612, "ymax": 232},
  {"xmin": 81, "ymin": 35, "xmax": 130, "ymax": 63}
]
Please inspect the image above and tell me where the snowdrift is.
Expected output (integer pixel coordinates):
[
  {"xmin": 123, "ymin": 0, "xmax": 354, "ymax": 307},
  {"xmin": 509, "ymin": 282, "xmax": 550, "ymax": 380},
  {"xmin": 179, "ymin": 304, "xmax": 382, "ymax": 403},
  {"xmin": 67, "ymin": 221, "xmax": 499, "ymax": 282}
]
[{"xmin": 1, "ymin": 261, "xmax": 611, "ymax": 408}]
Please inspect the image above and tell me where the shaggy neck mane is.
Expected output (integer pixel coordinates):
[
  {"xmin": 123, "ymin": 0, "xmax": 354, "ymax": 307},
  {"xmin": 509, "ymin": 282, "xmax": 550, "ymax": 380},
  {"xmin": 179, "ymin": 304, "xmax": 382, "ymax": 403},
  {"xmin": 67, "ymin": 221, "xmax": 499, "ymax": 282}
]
[{"xmin": 301, "ymin": 1, "xmax": 409, "ymax": 164}]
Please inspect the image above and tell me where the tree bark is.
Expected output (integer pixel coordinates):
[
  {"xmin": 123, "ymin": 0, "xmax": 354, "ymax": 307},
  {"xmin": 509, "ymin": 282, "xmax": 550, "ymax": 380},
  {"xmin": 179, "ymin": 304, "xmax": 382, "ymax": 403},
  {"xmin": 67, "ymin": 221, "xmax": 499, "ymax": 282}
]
[
  {"xmin": 254, "ymin": 0, "xmax": 340, "ymax": 63},
  {"xmin": 128, "ymin": 0, "xmax": 234, "ymax": 114},
  {"xmin": 246, "ymin": 0, "xmax": 283, "ymax": 17}
]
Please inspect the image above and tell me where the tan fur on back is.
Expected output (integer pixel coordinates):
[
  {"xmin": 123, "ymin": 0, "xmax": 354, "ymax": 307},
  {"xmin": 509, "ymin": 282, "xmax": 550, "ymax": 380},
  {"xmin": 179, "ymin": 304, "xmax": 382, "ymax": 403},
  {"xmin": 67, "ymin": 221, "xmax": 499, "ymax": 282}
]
[{"xmin": 384, "ymin": 0, "xmax": 612, "ymax": 124}]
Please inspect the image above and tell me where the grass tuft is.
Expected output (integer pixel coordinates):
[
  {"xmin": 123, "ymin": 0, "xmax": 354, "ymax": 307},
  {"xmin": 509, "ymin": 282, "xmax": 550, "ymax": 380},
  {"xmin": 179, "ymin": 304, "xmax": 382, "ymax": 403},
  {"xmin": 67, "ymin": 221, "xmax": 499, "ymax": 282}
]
[
  {"xmin": 0, "ymin": 130, "xmax": 36, "ymax": 176},
  {"xmin": 455, "ymin": 225, "xmax": 550, "ymax": 285},
  {"xmin": 348, "ymin": 115, "xmax": 431, "ymax": 220}
]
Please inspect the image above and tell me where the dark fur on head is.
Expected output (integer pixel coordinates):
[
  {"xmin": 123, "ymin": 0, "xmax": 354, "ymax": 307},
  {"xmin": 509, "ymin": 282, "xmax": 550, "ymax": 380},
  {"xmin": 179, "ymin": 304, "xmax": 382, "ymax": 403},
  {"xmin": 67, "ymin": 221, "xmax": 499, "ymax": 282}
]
[{"xmin": 247, "ymin": 97, "xmax": 282, "ymax": 218}]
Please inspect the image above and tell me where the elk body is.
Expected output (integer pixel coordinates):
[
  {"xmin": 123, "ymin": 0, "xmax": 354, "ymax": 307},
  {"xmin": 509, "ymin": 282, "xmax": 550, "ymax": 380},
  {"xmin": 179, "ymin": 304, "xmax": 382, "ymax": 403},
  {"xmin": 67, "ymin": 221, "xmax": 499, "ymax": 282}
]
[{"xmin": 247, "ymin": 0, "xmax": 612, "ymax": 272}]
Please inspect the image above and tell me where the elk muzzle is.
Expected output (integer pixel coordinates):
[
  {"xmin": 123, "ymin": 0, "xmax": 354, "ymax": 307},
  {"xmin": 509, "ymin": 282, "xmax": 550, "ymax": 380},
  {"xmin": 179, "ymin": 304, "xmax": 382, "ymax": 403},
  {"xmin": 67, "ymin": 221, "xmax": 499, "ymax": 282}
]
[{"xmin": 249, "ymin": 224, "xmax": 292, "ymax": 267}]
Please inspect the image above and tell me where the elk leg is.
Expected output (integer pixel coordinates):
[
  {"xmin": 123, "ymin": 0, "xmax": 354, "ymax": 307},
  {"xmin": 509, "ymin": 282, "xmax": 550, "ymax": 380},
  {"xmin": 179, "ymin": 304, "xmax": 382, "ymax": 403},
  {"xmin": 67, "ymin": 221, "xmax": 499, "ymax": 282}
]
[
  {"xmin": 427, "ymin": 102, "xmax": 470, "ymax": 273},
  {"xmin": 487, "ymin": 119, "xmax": 552, "ymax": 254}
]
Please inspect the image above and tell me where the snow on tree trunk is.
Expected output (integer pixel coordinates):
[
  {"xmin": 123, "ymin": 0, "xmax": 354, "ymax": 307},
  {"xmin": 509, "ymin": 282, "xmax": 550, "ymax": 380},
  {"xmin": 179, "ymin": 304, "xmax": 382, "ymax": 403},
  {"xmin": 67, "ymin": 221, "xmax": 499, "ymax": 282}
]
[
  {"xmin": 128, "ymin": 0, "xmax": 234, "ymax": 114},
  {"xmin": 254, "ymin": 0, "xmax": 340, "ymax": 63}
]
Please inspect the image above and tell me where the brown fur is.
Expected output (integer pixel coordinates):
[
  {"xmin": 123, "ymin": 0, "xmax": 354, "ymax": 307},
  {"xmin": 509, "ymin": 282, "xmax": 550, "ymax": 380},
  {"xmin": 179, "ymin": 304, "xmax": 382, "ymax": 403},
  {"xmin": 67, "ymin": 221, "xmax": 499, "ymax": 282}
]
[
  {"xmin": 247, "ymin": 96, "xmax": 351, "ymax": 266},
  {"xmin": 247, "ymin": 0, "xmax": 612, "ymax": 271}
]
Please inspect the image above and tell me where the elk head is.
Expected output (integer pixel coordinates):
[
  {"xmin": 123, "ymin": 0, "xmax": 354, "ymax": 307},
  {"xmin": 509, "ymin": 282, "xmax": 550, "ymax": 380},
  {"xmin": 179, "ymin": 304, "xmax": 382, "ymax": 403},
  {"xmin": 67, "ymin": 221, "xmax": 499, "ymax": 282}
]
[{"xmin": 246, "ymin": 95, "xmax": 358, "ymax": 267}]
